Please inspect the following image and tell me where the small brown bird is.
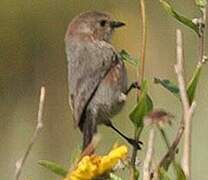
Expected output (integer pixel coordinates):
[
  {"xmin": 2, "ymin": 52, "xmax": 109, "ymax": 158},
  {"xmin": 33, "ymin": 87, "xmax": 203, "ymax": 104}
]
[{"xmin": 65, "ymin": 11, "xmax": 141, "ymax": 150}]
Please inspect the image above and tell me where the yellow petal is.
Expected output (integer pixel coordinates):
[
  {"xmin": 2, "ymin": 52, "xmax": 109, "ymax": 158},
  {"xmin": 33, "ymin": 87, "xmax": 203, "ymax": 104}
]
[
  {"xmin": 64, "ymin": 145, "xmax": 128, "ymax": 180},
  {"xmin": 98, "ymin": 145, "xmax": 128, "ymax": 174},
  {"xmin": 67, "ymin": 156, "xmax": 97, "ymax": 180}
]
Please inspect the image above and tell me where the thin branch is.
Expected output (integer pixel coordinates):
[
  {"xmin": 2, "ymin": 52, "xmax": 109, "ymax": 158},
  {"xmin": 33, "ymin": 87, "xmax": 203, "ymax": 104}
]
[
  {"xmin": 158, "ymin": 121, "xmax": 184, "ymax": 170},
  {"xmin": 143, "ymin": 128, "xmax": 155, "ymax": 180},
  {"xmin": 155, "ymin": 30, "xmax": 197, "ymax": 177},
  {"xmin": 180, "ymin": 6, "xmax": 207, "ymax": 179},
  {"xmin": 15, "ymin": 86, "xmax": 46, "ymax": 180},
  {"xmin": 175, "ymin": 29, "xmax": 196, "ymax": 180},
  {"xmin": 181, "ymin": 101, "xmax": 196, "ymax": 179},
  {"xmin": 176, "ymin": 29, "xmax": 191, "ymax": 179},
  {"xmin": 175, "ymin": 29, "xmax": 189, "ymax": 113}
]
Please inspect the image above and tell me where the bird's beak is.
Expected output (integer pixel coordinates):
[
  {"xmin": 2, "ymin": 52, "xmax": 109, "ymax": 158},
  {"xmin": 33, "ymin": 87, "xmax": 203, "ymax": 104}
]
[{"xmin": 110, "ymin": 21, "xmax": 126, "ymax": 28}]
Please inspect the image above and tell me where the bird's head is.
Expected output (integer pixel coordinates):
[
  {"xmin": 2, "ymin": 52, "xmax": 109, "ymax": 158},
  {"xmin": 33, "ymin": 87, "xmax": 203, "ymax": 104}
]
[{"xmin": 66, "ymin": 11, "xmax": 125, "ymax": 42}]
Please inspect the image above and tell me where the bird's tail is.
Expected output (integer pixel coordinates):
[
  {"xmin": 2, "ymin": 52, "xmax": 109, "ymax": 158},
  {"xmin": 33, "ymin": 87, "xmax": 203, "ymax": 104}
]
[{"xmin": 81, "ymin": 110, "xmax": 97, "ymax": 151}]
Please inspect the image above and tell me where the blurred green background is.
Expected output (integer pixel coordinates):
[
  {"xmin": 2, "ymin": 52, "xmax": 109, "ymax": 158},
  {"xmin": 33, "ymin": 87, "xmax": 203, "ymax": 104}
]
[{"xmin": 0, "ymin": 0, "xmax": 208, "ymax": 179}]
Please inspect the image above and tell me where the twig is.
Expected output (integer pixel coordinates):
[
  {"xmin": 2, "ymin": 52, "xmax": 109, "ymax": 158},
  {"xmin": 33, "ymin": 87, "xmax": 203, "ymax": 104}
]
[
  {"xmin": 180, "ymin": 6, "xmax": 207, "ymax": 178},
  {"xmin": 175, "ymin": 29, "xmax": 189, "ymax": 112},
  {"xmin": 143, "ymin": 128, "xmax": 155, "ymax": 180},
  {"xmin": 181, "ymin": 102, "xmax": 196, "ymax": 180},
  {"xmin": 155, "ymin": 30, "xmax": 196, "ymax": 177},
  {"xmin": 156, "ymin": 29, "xmax": 186, "ymax": 171},
  {"xmin": 158, "ymin": 120, "xmax": 184, "ymax": 170},
  {"xmin": 175, "ymin": 29, "xmax": 196, "ymax": 180},
  {"xmin": 15, "ymin": 86, "xmax": 46, "ymax": 180}
]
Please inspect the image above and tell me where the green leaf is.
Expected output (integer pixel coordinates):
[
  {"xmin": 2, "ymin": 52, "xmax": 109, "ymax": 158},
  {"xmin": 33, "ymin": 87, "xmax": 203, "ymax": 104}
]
[
  {"xmin": 155, "ymin": 63, "xmax": 202, "ymax": 104},
  {"xmin": 38, "ymin": 160, "xmax": 68, "ymax": 177},
  {"xmin": 195, "ymin": 0, "xmax": 207, "ymax": 7},
  {"xmin": 129, "ymin": 81, "xmax": 153, "ymax": 128},
  {"xmin": 119, "ymin": 49, "xmax": 139, "ymax": 67},
  {"xmin": 154, "ymin": 78, "xmax": 180, "ymax": 98},
  {"xmin": 175, "ymin": 163, "xmax": 187, "ymax": 180},
  {"xmin": 109, "ymin": 173, "xmax": 123, "ymax": 180},
  {"xmin": 133, "ymin": 167, "xmax": 140, "ymax": 180},
  {"xmin": 160, "ymin": 0, "xmax": 200, "ymax": 36},
  {"xmin": 187, "ymin": 65, "xmax": 202, "ymax": 104},
  {"xmin": 159, "ymin": 168, "xmax": 171, "ymax": 180}
]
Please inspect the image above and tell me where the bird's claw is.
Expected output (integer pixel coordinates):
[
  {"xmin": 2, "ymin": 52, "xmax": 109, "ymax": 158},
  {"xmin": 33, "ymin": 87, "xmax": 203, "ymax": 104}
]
[
  {"xmin": 127, "ymin": 138, "xmax": 143, "ymax": 150},
  {"xmin": 132, "ymin": 81, "xmax": 141, "ymax": 90}
]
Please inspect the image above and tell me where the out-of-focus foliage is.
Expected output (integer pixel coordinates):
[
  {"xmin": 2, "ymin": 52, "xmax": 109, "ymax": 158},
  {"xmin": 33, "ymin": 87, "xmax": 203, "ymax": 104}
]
[
  {"xmin": 159, "ymin": 168, "xmax": 171, "ymax": 180},
  {"xmin": 195, "ymin": 0, "xmax": 207, "ymax": 7},
  {"xmin": 175, "ymin": 163, "xmax": 187, "ymax": 180}
]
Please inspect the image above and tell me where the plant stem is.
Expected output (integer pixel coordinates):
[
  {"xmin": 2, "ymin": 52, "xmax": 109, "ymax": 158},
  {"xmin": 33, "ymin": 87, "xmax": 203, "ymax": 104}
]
[
  {"xmin": 131, "ymin": 0, "xmax": 147, "ymax": 179},
  {"xmin": 157, "ymin": 125, "xmax": 179, "ymax": 172},
  {"xmin": 199, "ymin": 8, "xmax": 206, "ymax": 63},
  {"xmin": 174, "ymin": 29, "xmax": 198, "ymax": 180},
  {"xmin": 15, "ymin": 86, "xmax": 46, "ymax": 180},
  {"xmin": 157, "ymin": 125, "xmax": 170, "ymax": 149},
  {"xmin": 143, "ymin": 128, "xmax": 155, "ymax": 180},
  {"xmin": 138, "ymin": 0, "xmax": 147, "ymax": 85},
  {"xmin": 131, "ymin": 127, "xmax": 143, "ymax": 166}
]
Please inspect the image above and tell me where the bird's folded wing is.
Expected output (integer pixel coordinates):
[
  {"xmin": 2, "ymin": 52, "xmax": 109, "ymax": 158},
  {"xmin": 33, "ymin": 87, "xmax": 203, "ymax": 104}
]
[{"xmin": 67, "ymin": 40, "xmax": 118, "ymax": 128}]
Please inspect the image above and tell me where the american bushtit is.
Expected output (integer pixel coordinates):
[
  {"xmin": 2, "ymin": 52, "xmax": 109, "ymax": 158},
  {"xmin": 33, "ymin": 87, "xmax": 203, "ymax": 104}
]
[{"xmin": 65, "ymin": 11, "xmax": 141, "ymax": 150}]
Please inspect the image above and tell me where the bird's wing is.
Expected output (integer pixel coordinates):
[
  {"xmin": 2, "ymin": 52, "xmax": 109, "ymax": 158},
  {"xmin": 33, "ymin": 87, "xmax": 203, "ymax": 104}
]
[{"xmin": 66, "ymin": 40, "xmax": 117, "ymax": 128}]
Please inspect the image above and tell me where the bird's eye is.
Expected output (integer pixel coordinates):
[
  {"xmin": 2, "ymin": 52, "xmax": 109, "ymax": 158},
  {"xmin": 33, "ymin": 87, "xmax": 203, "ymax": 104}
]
[{"xmin": 100, "ymin": 20, "xmax": 107, "ymax": 27}]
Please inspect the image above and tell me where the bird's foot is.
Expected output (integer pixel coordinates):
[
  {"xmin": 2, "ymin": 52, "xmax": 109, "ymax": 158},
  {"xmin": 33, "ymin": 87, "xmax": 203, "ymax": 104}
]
[
  {"xmin": 125, "ymin": 81, "xmax": 141, "ymax": 95},
  {"xmin": 126, "ymin": 137, "xmax": 143, "ymax": 150}
]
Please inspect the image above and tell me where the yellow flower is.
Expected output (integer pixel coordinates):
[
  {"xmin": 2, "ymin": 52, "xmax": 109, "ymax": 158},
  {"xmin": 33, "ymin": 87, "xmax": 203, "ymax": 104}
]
[
  {"xmin": 64, "ymin": 145, "xmax": 128, "ymax": 180},
  {"xmin": 98, "ymin": 145, "xmax": 128, "ymax": 174}
]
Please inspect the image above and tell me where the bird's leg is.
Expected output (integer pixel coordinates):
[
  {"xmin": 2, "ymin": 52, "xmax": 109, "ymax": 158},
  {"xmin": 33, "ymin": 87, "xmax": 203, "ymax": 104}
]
[
  {"xmin": 105, "ymin": 120, "xmax": 142, "ymax": 150},
  {"xmin": 125, "ymin": 81, "xmax": 141, "ymax": 95}
]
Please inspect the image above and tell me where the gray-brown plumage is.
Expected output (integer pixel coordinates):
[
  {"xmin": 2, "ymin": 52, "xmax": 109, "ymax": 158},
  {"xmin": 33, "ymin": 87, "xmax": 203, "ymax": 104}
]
[{"xmin": 65, "ymin": 11, "xmax": 128, "ymax": 149}]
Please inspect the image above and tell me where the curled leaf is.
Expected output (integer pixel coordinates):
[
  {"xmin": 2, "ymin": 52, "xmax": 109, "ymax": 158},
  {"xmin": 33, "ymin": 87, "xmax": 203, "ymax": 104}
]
[
  {"xmin": 160, "ymin": 0, "xmax": 200, "ymax": 36},
  {"xmin": 155, "ymin": 61, "xmax": 202, "ymax": 104},
  {"xmin": 154, "ymin": 78, "xmax": 180, "ymax": 98}
]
